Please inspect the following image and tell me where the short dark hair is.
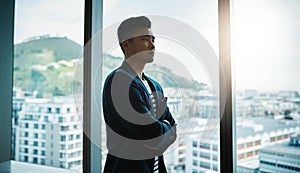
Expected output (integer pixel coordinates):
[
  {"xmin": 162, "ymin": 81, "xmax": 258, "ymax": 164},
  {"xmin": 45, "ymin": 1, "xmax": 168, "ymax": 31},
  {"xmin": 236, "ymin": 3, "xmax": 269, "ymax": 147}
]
[{"xmin": 117, "ymin": 16, "xmax": 151, "ymax": 43}]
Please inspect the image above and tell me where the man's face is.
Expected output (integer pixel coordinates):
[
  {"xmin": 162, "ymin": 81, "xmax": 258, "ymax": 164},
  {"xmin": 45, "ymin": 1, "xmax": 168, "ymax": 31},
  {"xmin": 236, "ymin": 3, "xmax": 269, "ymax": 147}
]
[{"xmin": 123, "ymin": 27, "xmax": 155, "ymax": 63}]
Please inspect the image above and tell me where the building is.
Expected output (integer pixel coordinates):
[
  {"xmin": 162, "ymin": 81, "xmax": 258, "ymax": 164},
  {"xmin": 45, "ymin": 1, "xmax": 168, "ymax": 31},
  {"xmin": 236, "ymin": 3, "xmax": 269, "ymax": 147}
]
[
  {"xmin": 185, "ymin": 117, "xmax": 300, "ymax": 172},
  {"xmin": 15, "ymin": 97, "xmax": 83, "ymax": 171},
  {"xmin": 259, "ymin": 134, "xmax": 300, "ymax": 173}
]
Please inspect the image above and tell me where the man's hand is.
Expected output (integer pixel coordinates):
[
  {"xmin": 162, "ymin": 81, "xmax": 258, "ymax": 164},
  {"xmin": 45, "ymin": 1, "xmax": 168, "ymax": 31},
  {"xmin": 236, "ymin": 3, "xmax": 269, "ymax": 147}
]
[{"xmin": 143, "ymin": 124, "xmax": 177, "ymax": 154}]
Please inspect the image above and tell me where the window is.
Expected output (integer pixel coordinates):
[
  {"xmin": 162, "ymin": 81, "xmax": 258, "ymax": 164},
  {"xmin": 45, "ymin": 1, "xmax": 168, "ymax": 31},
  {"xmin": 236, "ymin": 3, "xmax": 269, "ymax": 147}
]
[
  {"xmin": 0, "ymin": 1, "xmax": 246, "ymax": 173},
  {"xmin": 193, "ymin": 159, "xmax": 198, "ymax": 166},
  {"xmin": 55, "ymin": 108, "xmax": 60, "ymax": 113},
  {"xmin": 34, "ymin": 133, "xmax": 38, "ymax": 138},
  {"xmin": 34, "ymin": 124, "xmax": 39, "ymax": 129},
  {"xmin": 193, "ymin": 150, "xmax": 198, "ymax": 157},
  {"xmin": 200, "ymin": 143, "xmax": 210, "ymax": 150},
  {"xmin": 69, "ymin": 134, "xmax": 73, "ymax": 140},
  {"xmin": 60, "ymin": 144, "xmax": 66, "ymax": 150},
  {"xmin": 200, "ymin": 161, "xmax": 210, "ymax": 169},
  {"xmin": 193, "ymin": 141, "xmax": 198, "ymax": 147},
  {"xmin": 33, "ymin": 157, "xmax": 38, "ymax": 164},
  {"xmin": 60, "ymin": 135, "xmax": 66, "ymax": 141},
  {"xmin": 33, "ymin": 141, "xmax": 38, "ymax": 147},
  {"xmin": 59, "ymin": 117, "xmax": 64, "ymax": 123},
  {"xmin": 101, "ymin": 1, "xmax": 220, "ymax": 173},
  {"xmin": 232, "ymin": 1, "xmax": 300, "ymax": 171},
  {"xmin": 33, "ymin": 149, "xmax": 38, "ymax": 155}
]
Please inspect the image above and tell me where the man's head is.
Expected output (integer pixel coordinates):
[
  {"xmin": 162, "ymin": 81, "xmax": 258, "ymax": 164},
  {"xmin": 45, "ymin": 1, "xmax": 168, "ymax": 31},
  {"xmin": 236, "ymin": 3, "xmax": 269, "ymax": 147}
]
[{"xmin": 117, "ymin": 16, "xmax": 155, "ymax": 63}]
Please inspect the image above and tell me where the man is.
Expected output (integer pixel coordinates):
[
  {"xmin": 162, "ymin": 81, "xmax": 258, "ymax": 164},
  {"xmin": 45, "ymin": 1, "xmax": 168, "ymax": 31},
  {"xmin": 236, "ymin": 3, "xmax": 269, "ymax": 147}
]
[{"xmin": 103, "ymin": 16, "xmax": 177, "ymax": 173}]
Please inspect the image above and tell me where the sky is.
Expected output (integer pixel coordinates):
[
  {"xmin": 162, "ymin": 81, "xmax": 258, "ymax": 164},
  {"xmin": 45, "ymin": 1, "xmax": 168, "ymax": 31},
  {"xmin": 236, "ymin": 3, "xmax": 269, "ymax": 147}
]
[{"xmin": 14, "ymin": 0, "xmax": 300, "ymax": 92}]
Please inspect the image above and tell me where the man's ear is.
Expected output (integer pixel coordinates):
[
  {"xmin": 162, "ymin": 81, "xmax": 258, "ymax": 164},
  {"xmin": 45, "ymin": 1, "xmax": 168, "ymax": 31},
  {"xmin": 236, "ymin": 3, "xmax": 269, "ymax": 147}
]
[{"xmin": 121, "ymin": 40, "xmax": 131, "ymax": 53}]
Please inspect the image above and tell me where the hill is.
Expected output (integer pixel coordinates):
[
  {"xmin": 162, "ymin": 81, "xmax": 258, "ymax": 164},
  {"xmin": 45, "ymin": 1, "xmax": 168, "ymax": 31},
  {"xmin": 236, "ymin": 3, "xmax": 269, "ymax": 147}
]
[{"xmin": 13, "ymin": 36, "xmax": 205, "ymax": 97}]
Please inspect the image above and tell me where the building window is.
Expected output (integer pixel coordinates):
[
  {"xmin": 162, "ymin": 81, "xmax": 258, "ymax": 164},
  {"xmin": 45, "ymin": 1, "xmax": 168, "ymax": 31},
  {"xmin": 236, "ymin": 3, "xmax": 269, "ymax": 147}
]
[
  {"xmin": 193, "ymin": 141, "xmax": 197, "ymax": 147},
  {"xmin": 33, "ymin": 141, "xmax": 38, "ymax": 146},
  {"xmin": 24, "ymin": 156, "xmax": 28, "ymax": 162},
  {"xmin": 34, "ymin": 124, "xmax": 39, "ymax": 129},
  {"xmin": 246, "ymin": 142, "xmax": 253, "ymax": 148},
  {"xmin": 47, "ymin": 107, "xmax": 52, "ymax": 113},
  {"xmin": 200, "ymin": 161, "xmax": 210, "ymax": 169},
  {"xmin": 56, "ymin": 108, "xmax": 60, "ymax": 113},
  {"xmin": 41, "ymin": 142, "xmax": 45, "ymax": 147},
  {"xmin": 33, "ymin": 157, "xmax": 38, "ymax": 164},
  {"xmin": 61, "ymin": 125, "xmax": 69, "ymax": 131},
  {"xmin": 254, "ymin": 140, "xmax": 261, "ymax": 146},
  {"xmin": 41, "ymin": 150, "xmax": 45, "ymax": 156},
  {"xmin": 34, "ymin": 133, "xmax": 38, "ymax": 138},
  {"xmin": 60, "ymin": 144, "xmax": 66, "ymax": 150},
  {"xmin": 41, "ymin": 159, "xmax": 45, "ymax": 165},
  {"xmin": 200, "ymin": 152, "xmax": 210, "ymax": 160},
  {"xmin": 213, "ymin": 164, "xmax": 218, "ymax": 171},
  {"xmin": 69, "ymin": 134, "xmax": 73, "ymax": 140},
  {"xmin": 60, "ymin": 153, "xmax": 65, "ymax": 158},
  {"xmin": 60, "ymin": 135, "xmax": 66, "ymax": 141},
  {"xmin": 76, "ymin": 134, "xmax": 80, "ymax": 139},
  {"xmin": 193, "ymin": 150, "xmax": 197, "ymax": 157},
  {"xmin": 25, "ymin": 123, "xmax": 29, "ymax": 128},
  {"xmin": 60, "ymin": 161, "xmax": 65, "ymax": 168},
  {"xmin": 212, "ymin": 144, "xmax": 218, "ymax": 151},
  {"xmin": 238, "ymin": 144, "xmax": 244, "ymax": 150},
  {"xmin": 213, "ymin": 154, "xmax": 218, "ymax": 161},
  {"xmin": 199, "ymin": 142, "xmax": 210, "ymax": 150},
  {"xmin": 33, "ymin": 149, "xmax": 38, "ymax": 155},
  {"xmin": 238, "ymin": 154, "xmax": 244, "ymax": 160},
  {"xmin": 193, "ymin": 159, "xmax": 198, "ymax": 166},
  {"xmin": 41, "ymin": 124, "xmax": 46, "ymax": 129},
  {"xmin": 59, "ymin": 117, "xmax": 64, "ymax": 123}
]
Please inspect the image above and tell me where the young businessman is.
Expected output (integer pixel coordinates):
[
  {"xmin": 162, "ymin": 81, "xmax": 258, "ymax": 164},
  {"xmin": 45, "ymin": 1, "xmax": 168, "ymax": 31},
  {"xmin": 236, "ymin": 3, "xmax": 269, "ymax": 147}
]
[{"xmin": 102, "ymin": 16, "xmax": 177, "ymax": 173}]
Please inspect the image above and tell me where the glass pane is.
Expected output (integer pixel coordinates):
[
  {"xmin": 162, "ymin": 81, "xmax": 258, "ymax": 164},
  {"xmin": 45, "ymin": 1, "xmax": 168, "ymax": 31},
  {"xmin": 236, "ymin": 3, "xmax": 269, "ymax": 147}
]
[
  {"xmin": 13, "ymin": 0, "xmax": 84, "ymax": 172},
  {"xmin": 102, "ymin": 1, "xmax": 219, "ymax": 172},
  {"xmin": 232, "ymin": 0, "xmax": 300, "ymax": 172}
]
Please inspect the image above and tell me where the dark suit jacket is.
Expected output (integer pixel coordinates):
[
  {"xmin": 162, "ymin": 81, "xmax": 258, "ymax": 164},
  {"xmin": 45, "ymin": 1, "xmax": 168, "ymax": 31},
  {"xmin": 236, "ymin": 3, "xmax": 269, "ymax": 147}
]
[{"xmin": 102, "ymin": 61, "xmax": 176, "ymax": 173}]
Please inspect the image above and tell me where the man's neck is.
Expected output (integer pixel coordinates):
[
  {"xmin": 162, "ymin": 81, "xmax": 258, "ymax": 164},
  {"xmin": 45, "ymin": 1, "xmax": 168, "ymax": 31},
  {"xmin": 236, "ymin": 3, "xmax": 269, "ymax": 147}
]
[{"xmin": 125, "ymin": 58, "xmax": 145, "ymax": 80}]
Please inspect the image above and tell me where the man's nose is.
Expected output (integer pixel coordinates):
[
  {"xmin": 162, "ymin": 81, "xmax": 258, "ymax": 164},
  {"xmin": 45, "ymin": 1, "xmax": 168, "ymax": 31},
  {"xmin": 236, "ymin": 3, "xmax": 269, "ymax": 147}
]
[{"xmin": 149, "ymin": 41, "xmax": 155, "ymax": 50}]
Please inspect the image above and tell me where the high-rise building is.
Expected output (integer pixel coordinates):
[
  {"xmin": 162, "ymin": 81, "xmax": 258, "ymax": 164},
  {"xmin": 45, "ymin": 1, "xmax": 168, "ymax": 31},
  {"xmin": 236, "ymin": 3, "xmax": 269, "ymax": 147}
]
[{"xmin": 15, "ymin": 97, "xmax": 83, "ymax": 171}]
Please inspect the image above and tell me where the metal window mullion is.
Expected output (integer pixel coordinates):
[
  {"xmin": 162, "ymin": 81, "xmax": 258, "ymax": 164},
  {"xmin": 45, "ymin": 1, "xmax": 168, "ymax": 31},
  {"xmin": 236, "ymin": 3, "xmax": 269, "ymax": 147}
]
[{"xmin": 218, "ymin": 0, "xmax": 234, "ymax": 172}]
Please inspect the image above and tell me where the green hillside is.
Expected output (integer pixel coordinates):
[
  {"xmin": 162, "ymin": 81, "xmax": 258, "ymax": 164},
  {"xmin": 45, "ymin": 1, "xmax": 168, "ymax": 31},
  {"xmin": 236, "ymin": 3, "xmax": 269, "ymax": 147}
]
[{"xmin": 13, "ymin": 36, "xmax": 205, "ymax": 97}]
